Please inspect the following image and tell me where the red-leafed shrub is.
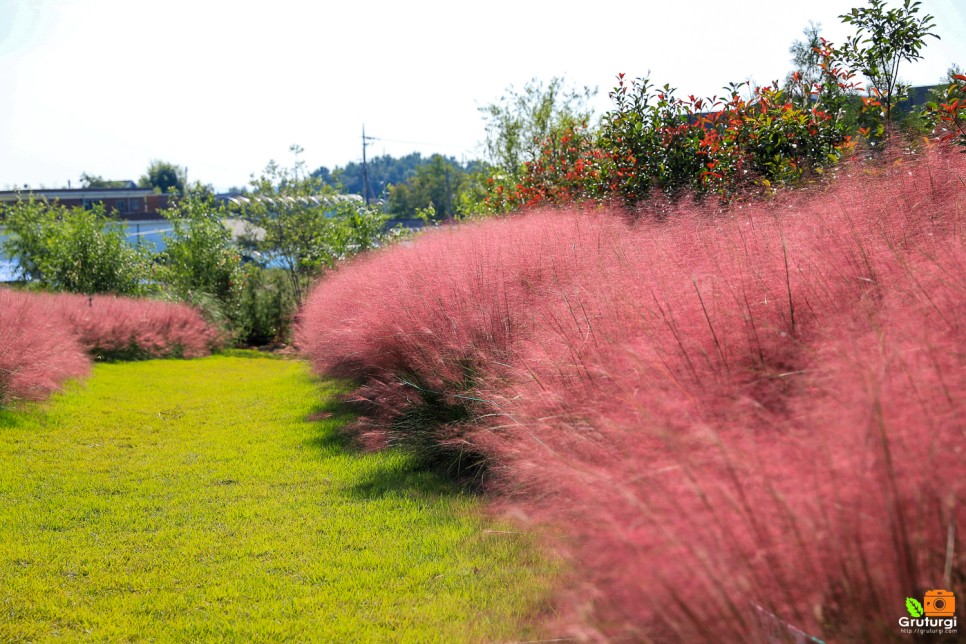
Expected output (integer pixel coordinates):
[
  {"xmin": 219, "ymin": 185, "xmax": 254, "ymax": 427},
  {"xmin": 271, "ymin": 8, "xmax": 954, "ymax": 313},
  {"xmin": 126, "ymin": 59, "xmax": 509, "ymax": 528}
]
[
  {"xmin": 0, "ymin": 289, "xmax": 89, "ymax": 404},
  {"xmin": 927, "ymin": 72, "xmax": 966, "ymax": 149},
  {"xmin": 296, "ymin": 146, "xmax": 965, "ymax": 641},
  {"xmin": 48, "ymin": 292, "xmax": 223, "ymax": 361},
  {"xmin": 484, "ymin": 70, "xmax": 860, "ymax": 213}
]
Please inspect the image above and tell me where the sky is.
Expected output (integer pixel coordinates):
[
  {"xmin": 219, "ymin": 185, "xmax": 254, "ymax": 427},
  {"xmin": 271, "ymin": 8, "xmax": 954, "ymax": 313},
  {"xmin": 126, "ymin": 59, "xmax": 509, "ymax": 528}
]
[{"xmin": 1, "ymin": 0, "xmax": 964, "ymax": 192}]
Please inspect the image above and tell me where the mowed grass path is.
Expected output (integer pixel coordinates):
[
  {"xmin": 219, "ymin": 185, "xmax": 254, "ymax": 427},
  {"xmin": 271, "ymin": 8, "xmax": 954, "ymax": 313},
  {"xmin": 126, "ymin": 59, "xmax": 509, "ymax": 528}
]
[{"xmin": 0, "ymin": 355, "xmax": 554, "ymax": 642}]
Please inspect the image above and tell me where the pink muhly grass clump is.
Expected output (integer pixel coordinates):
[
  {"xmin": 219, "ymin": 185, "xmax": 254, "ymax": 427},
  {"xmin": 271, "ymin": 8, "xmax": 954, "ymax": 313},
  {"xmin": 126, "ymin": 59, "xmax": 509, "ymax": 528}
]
[
  {"xmin": 296, "ymin": 212, "xmax": 612, "ymax": 469},
  {"xmin": 0, "ymin": 288, "xmax": 89, "ymax": 404},
  {"xmin": 296, "ymin": 147, "xmax": 966, "ymax": 641},
  {"xmin": 49, "ymin": 292, "xmax": 223, "ymax": 360},
  {"xmin": 1, "ymin": 289, "xmax": 220, "ymax": 405}
]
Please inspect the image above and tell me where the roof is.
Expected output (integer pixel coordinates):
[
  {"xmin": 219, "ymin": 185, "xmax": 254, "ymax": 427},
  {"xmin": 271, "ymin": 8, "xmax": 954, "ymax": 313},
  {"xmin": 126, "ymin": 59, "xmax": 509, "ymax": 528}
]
[
  {"xmin": 216, "ymin": 193, "xmax": 364, "ymax": 208},
  {"xmin": 0, "ymin": 187, "xmax": 159, "ymax": 202}
]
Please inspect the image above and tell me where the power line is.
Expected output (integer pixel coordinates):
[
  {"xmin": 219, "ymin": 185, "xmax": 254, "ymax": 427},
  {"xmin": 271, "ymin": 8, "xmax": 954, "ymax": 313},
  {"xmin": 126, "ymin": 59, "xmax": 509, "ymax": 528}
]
[{"xmin": 371, "ymin": 136, "xmax": 476, "ymax": 153}]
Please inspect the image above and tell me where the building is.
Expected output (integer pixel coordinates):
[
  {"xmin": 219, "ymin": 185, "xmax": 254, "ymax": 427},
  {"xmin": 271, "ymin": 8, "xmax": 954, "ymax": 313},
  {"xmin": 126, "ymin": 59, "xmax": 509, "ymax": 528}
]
[
  {"xmin": 0, "ymin": 187, "xmax": 172, "ymax": 220},
  {"xmin": 0, "ymin": 188, "xmax": 178, "ymax": 281}
]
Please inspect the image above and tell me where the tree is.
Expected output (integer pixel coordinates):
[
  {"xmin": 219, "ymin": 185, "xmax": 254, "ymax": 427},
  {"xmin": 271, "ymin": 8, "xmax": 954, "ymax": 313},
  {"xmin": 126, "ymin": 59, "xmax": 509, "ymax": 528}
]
[
  {"xmin": 157, "ymin": 189, "xmax": 302, "ymax": 346},
  {"xmin": 313, "ymin": 152, "xmax": 430, "ymax": 201},
  {"xmin": 839, "ymin": 0, "xmax": 939, "ymax": 127},
  {"xmin": 157, "ymin": 192, "xmax": 244, "ymax": 323},
  {"xmin": 784, "ymin": 23, "xmax": 826, "ymax": 103},
  {"xmin": 387, "ymin": 154, "xmax": 466, "ymax": 220},
  {"xmin": 139, "ymin": 160, "xmax": 187, "ymax": 194},
  {"xmin": 241, "ymin": 146, "xmax": 390, "ymax": 306},
  {"xmin": 78, "ymin": 173, "xmax": 130, "ymax": 189},
  {"xmin": 311, "ymin": 165, "xmax": 336, "ymax": 187},
  {"xmin": 1, "ymin": 199, "xmax": 150, "ymax": 295},
  {"xmin": 480, "ymin": 77, "xmax": 596, "ymax": 179}
]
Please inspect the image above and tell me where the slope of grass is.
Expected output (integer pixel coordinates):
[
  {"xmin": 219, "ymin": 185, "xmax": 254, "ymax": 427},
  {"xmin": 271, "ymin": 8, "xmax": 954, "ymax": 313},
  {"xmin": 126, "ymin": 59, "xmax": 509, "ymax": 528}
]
[{"xmin": 0, "ymin": 355, "xmax": 555, "ymax": 642}]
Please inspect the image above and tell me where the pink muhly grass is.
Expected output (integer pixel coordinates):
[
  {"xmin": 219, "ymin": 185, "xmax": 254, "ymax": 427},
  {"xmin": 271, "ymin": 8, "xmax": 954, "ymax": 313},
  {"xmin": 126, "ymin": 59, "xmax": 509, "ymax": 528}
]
[
  {"xmin": 0, "ymin": 288, "xmax": 89, "ymax": 404},
  {"xmin": 1, "ymin": 288, "xmax": 221, "ymax": 404},
  {"xmin": 296, "ymin": 146, "xmax": 966, "ymax": 641},
  {"xmin": 296, "ymin": 212, "xmax": 613, "ymax": 466},
  {"xmin": 48, "ymin": 292, "xmax": 223, "ymax": 360}
]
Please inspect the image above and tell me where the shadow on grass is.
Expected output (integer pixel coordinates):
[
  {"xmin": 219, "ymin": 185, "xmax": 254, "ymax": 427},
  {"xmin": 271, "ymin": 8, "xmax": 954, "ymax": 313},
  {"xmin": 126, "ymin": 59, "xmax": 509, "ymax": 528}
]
[
  {"xmin": 350, "ymin": 458, "xmax": 473, "ymax": 500},
  {"xmin": 0, "ymin": 408, "xmax": 24, "ymax": 429},
  {"xmin": 217, "ymin": 348, "xmax": 293, "ymax": 360},
  {"xmin": 302, "ymin": 397, "xmax": 481, "ymax": 500},
  {"xmin": 302, "ymin": 398, "xmax": 358, "ymax": 453}
]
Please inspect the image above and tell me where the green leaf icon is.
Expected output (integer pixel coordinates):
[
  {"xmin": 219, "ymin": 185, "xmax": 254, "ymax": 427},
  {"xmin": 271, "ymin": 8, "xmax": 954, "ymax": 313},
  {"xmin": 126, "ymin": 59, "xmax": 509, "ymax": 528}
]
[{"xmin": 906, "ymin": 597, "xmax": 924, "ymax": 618}]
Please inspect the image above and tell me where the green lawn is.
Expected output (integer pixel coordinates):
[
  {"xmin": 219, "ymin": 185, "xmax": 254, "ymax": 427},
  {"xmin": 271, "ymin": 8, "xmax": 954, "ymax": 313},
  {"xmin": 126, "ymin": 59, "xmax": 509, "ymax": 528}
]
[{"xmin": 0, "ymin": 355, "xmax": 555, "ymax": 642}]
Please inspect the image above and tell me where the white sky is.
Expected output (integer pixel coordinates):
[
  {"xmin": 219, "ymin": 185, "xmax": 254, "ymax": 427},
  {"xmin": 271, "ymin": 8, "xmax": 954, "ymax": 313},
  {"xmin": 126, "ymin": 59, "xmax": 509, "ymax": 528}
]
[{"xmin": 2, "ymin": 0, "xmax": 964, "ymax": 192}]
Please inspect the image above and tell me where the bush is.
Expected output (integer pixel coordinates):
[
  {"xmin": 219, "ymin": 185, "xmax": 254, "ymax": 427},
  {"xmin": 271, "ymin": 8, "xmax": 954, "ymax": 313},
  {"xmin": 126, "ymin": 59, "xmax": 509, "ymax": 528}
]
[
  {"xmin": 482, "ymin": 72, "xmax": 860, "ymax": 211},
  {"xmin": 234, "ymin": 267, "xmax": 297, "ymax": 347},
  {"xmin": 926, "ymin": 71, "xmax": 966, "ymax": 149},
  {"xmin": 157, "ymin": 192, "xmax": 245, "ymax": 323},
  {"xmin": 1, "ymin": 200, "xmax": 151, "ymax": 296},
  {"xmin": 296, "ymin": 145, "xmax": 966, "ymax": 640},
  {"xmin": 494, "ymin": 75, "xmax": 858, "ymax": 209}
]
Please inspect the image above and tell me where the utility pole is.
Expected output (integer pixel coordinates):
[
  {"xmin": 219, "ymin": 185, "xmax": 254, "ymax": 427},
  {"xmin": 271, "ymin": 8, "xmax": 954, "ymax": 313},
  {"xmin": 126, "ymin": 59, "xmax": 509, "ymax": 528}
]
[{"xmin": 361, "ymin": 124, "xmax": 378, "ymax": 206}]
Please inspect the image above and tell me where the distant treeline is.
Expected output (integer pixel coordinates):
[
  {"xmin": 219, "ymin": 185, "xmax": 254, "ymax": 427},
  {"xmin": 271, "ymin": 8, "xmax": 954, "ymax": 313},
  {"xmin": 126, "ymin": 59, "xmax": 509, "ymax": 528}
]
[{"xmin": 311, "ymin": 153, "xmax": 486, "ymax": 220}]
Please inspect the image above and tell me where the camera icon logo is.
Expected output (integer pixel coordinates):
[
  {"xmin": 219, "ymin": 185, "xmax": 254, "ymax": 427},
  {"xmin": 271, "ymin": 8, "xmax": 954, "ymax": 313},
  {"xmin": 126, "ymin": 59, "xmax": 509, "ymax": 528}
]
[{"xmin": 924, "ymin": 589, "xmax": 956, "ymax": 618}]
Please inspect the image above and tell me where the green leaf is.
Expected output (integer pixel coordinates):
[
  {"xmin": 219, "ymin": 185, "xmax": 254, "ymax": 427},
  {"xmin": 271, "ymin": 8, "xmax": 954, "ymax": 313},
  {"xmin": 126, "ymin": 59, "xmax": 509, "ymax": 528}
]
[{"xmin": 906, "ymin": 597, "xmax": 924, "ymax": 617}]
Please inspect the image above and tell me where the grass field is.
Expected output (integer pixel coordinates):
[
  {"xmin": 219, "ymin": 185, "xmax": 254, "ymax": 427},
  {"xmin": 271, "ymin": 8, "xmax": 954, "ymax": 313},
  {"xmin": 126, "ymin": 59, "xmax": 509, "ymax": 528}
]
[{"xmin": 0, "ymin": 354, "xmax": 555, "ymax": 642}]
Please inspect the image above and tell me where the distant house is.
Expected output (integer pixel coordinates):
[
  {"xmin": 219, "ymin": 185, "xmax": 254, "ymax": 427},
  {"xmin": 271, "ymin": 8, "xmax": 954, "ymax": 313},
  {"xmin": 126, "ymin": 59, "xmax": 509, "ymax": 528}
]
[
  {"xmin": 0, "ymin": 187, "xmax": 173, "ymax": 220},
  {"xmin": 895, "ymin": 84, "xmax": 941, "ymax": 115}
]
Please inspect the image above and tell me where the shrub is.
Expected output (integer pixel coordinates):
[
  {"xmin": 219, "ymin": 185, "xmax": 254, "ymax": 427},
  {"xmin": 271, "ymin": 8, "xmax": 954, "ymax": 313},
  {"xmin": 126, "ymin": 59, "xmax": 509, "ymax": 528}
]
[
  {"xmin": 1, "ymin": 200, "xmax": 152, "ymax": 296},
  {"xmin": 234, "ymin": 267, "xmax": 297, "ymax": 347},
  {"xmin": 599, "ymin": 75, "xmax": 856, "ymax": 202},
  {"xmin": 240, "ymin": 147, "xmax": 391, "ymax": 307},
  {"xmin": 0, "ymin": 289, "xmax": 90, "ymax": 404},
  {"xmin": 0, "ymin": 287, "xmax": 221, "ymax": 404},
  {"xmin": 486, "ymin": 71, "xmax": 859, "ymax": 211},
  {"xmin": 297, "ymin": 145, "xmax": 966, "ymax": 640},
  {"xmin": 926, "ymin": 71, "xmax": 966, "ymax": 149},
  {"xmin": 157, "ymin": 192, "xmax": 245, "ymax": 322}
]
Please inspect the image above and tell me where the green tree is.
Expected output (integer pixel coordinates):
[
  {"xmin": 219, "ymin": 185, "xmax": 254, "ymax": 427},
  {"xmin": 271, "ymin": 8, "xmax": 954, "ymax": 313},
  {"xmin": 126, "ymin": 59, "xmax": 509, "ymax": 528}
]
[
  {"xmin": 387, "ymin": 154, "xmax": 466, "ymax": 220},
  {"xmin": 839, "ymin": 0, "xmax": 939, "ymax": 127},
  {"xmin": 79, "ymin": 173, "xmax": 131, "ymax": 189},
  {"xmin": 241, "ymin": 146, "xmax": 390, "ymax": 306},
  {"xmin": 480, "ymin": 77, "xmax": 596, "ymax": 179},
  {"xmin": 139, "ymin": 160, "xmax": 187, "ymax": 194},
  {"xmin": 1, "ymin": 199, "xmax": 150, "ymax": 295},
  {"xmin": 157, "ymin": 192, "xmax": 244, "ymax": 324},
  {"xmin": 157, "ymin": 190, "xmax": 304, "ymax": 346},
  {"xmin": 784, "ymin": 22, "xmax": 826, "ymax": 104},
  {"xmin": 313, "ymin": 152, "xmax": 435, "ymax": 201}
]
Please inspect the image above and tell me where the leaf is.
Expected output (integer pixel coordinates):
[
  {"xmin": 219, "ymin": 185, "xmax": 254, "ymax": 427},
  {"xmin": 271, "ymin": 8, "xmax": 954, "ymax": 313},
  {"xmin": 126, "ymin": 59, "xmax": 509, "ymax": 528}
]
[{"xmin": 906, "ymin": 597, "xmax": 924, "ymax": 617}]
